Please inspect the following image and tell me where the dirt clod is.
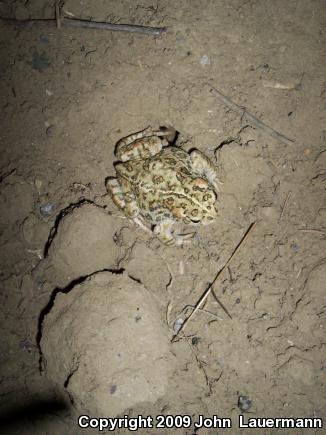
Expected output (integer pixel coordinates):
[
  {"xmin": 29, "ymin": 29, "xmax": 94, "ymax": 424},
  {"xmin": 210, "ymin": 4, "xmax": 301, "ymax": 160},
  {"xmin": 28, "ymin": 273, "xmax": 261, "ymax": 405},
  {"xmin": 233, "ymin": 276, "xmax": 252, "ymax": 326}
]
[{"xmin": 41, "ymin": 272, "xmax": 174, "ymax": 417}]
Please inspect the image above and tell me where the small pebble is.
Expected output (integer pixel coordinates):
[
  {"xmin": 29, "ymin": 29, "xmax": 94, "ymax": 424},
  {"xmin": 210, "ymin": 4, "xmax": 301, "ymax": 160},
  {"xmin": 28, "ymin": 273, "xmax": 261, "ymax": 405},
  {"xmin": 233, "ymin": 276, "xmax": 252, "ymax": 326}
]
[
  {"xmin": 36, "ymin": 280, "xmax": 45, "ymax": 290},
  {"xmin": 46, "ymin": 125, "xmax": 55, "ymax": 137},
  {"xmin": 174, "ymin": 318, "xmax": 184, "ymax": 333},
  {"xmin": 238, "ymin": 395, "xmax": 252, "ymax": 412},
  {"xmin": 40, "ymin": 203, "xmax": 55, "ymax": 216},
  {"xmin": 200, "ymin": 54, "xmax": 211, "ymax": 65},
  {"xmin": 290, "ymin": 242, "xmax": 300, "ymax": 252},
  {"xmin": 19, "ymin": 339, "xmax": 34, "ymax": 353},
  {"xmin": 110, "ymin": 384, "xmax": 117, "ymax": 394},
  {"xmin": 191, "ymin": 336, "xmax": 200, "ymax": 346}
]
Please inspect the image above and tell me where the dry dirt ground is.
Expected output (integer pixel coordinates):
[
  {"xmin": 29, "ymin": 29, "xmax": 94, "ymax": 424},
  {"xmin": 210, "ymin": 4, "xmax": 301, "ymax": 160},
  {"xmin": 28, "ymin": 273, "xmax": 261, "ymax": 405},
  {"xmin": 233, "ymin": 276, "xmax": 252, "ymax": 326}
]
[{"xmin": 0, "ymin": 0, "xmax": 325, "ymax": 434}]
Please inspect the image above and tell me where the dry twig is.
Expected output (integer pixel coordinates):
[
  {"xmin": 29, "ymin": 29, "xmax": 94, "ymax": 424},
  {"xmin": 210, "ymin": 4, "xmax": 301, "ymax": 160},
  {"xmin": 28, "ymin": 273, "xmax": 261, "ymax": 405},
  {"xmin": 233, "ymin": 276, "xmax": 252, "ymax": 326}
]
[
  {"xmin": 280, "ymin": 191, "xmax": 292, "ymax": 221},
  {"xmin": 0, "ymin": 16, "xmax": 166, "ymax": 36},
  {"xmin": 172, "ymin": 221, "xmax": 256, "ymax": 341},
  {"xmin": 183, "ymin": 305, "xmax": 224, "ymax": 321},
  {"xmin": 208, "ymin": 85, "xmax": 294, "ymax": 146},
  {"xmin": 299, "ymin": 228, "xmax": 326, "ymax": 237}
]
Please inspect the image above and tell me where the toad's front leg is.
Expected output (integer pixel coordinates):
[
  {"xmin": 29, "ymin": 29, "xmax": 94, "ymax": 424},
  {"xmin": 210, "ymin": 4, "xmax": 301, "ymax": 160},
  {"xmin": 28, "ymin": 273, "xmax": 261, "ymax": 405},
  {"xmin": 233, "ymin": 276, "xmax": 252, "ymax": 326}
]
[{"xmin": 189, "ymin": 149, "xmax": 220, "ymax": 192}]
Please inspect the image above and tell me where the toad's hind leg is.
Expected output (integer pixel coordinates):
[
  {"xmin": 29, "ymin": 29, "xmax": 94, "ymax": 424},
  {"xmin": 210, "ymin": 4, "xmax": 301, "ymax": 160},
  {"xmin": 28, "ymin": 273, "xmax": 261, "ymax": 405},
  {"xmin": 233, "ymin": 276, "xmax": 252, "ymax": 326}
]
[
  {"xmin": 115, "ymin": 126, "xmax": 176, "ymax": 162},
  {"xmin": 116, "ymin": 126, "xmax": 155, "ymax": 149},
  {"xmin": 106, "ymin": 177, "xmax": 139, "ymax": 218},
  {"xmin": 189, "ymin": 149, "xmax": 220, "ymax": 192}
]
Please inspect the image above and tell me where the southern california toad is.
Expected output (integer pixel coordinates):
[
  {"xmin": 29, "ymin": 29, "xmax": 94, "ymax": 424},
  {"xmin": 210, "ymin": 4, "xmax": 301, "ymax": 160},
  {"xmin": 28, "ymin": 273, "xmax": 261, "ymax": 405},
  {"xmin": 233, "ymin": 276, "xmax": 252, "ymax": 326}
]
[{"xmin": 106, "ymin": 126, "xmax": 219, "ymax": 245}]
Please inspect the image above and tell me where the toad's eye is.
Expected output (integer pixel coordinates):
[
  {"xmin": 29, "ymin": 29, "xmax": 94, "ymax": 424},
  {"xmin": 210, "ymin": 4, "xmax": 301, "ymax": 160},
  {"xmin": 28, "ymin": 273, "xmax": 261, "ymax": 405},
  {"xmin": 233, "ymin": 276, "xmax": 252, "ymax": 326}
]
[{"xmin": 189, "ymin": 217, "xmax": 201, "ymax": 224}]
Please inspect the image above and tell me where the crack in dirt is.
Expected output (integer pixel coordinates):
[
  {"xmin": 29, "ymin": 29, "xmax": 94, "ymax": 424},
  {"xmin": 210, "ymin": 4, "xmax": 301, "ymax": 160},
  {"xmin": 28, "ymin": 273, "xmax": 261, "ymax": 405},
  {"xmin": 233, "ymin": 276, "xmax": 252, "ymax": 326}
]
[
  {"xmin": 63, "ymin": 355, "xmax": 81, "ymax": 404},
  {"xmin": 214, "ymin": 125, "xmax": 252, "ymax": 153},
  {"xmin": 127, "ymin": 274, "xmax": 142, "ymax": 284}
]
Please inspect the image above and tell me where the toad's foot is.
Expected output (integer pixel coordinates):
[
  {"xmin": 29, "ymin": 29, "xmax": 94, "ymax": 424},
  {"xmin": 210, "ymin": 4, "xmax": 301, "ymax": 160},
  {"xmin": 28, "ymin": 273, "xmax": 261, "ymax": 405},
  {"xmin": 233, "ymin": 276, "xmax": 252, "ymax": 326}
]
[
  {"xmin": 133, "ymin": 217, "xmax": 153, "ymax": 234},
  {"xmin": 154, "ymin": 220, "xmax": 195, "ymax": 246}
]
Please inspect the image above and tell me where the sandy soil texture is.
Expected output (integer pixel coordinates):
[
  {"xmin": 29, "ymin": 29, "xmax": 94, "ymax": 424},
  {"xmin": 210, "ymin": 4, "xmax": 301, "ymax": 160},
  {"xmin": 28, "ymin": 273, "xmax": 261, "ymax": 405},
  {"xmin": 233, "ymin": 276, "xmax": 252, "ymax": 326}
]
[{"xmin": 0, "ymin": 0, "xmax": 325, "ymax": 434}]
